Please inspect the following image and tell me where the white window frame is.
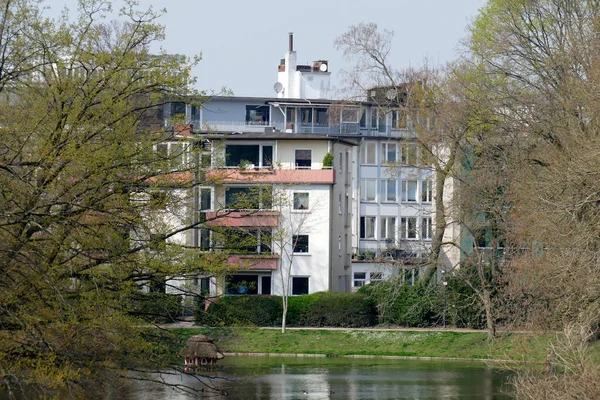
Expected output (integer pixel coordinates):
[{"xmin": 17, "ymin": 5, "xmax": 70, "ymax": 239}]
[
  {"xmin": 381, "ymin": 179, "xmax": 397, "ymax": 202},
  {"xmin": 401, "ymin": 143, "xmax": 419, "ymax": 166},
  {"xmin": 401, "ymin": 180, "xmax": 418, "ymax": 202},
  {"xmin": 381, "ymin": 142, "xmax": 397, "ymax": 164},
  {"xmin": 295, "ymin": 148, "xmax": 312, "ymax": 170},
  {"xmin": 293, "ymin": 192, "xmax": 309, "ymax": 211},
  {"xmin": 421, "ymin": 217, "xmax": 433, "ymax": 240},
  {"xmin": 380, "ymin": 216, "xmax": 396, "ymax": 242},
  {"xmin": 400, "ymin": 217, "xmax": 417, "ymax": 240},
  {"xmin": 361, "ymin": 141, "xmax": 377, "ymax": 165},
  {"xmin": 353, "ymin": 272, "xmax": 367, "ymax": 288},
  {"xmin": 361, "ymin": 179, "xmax": 377, "ymax": 202},
  {"xmin": 360, "ymin": 216, "xmax": 376, "ymax": 239},
  {"xmin": 421, "ymin": 179, "xmax": 433, "ymax": 203}
]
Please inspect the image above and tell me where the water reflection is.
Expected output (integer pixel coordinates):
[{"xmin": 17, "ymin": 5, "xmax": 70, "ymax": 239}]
[
  {"xmin": 0, "ymin": 357, "xmax": 511, "ymax": 399},
  {"xmin": 121, "ymin": 356, "xmax": 513, "ymax": 400}
]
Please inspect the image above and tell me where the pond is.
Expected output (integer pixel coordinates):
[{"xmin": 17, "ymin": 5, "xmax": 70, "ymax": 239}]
[{"xmin": 121, "ymin": 356, "xmax": 514, "ymax": 400}]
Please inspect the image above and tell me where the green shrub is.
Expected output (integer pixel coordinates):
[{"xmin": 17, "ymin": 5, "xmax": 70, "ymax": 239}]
[
  {"xmin": 360, "ymin": 281, "xmax": 442, "ymax": 327},
  {"xmin": 131, "ymin": 292, "xmax": 182, "ymax": 323},
  {"xmin": 306, "ymin": 292, "xmax": 377, "ymax": 327},
  {"xmin": 198, "ymin": 295, "xmax": 282, "ymax": 326},
  {"xmin": 198, "ymin": 292, "xmax": 377, "ymax": 328},
  {"xmin": 322, "ymin": 152, "xmax": 334, "ymax": 167}
]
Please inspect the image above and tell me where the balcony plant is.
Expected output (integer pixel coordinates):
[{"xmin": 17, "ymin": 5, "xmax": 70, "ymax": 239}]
[{"xmin": 322, "ymin": 152, "xmax": 334, "ymax": 168}]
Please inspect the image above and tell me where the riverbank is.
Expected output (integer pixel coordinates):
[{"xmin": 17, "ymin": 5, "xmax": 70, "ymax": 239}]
[{"xmin": 170, "ymin": 327, "xmax": 582, "ymax": 363}]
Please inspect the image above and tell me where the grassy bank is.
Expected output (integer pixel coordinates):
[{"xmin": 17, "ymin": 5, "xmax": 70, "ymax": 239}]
[{"xmin": 170, "ymin": 327, "xmax": 567, "ymax": 363}]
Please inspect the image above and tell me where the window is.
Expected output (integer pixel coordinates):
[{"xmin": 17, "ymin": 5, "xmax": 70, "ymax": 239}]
[
  {"xmin": 293, "ymin": 235, "xmax": 309, "ymax": 253},
  {"xmin": 339, "ymin": 151, "xmax": 343, "ymax": 171},
  {"xmin": 338, "ymin": 235, "xmax": 342, "ymax": 257},
  {"xmin": 360, "ymin": 216, "xmax": 376, "ymax": 239},
  {"xmin": 370, "ymin": 272, "xmax": 383, "ymax": 282},
  {"xmin": 380, "ymin": 217, "xmax": 396, "ymax": 241},
  {"xmin": 245, "ymin": 105, "xmax": 269, "ymax": 125},
  {"xmin": 421, "ymin": 179, "xmax": 433, "ymax": 203},
  {"xmin": 359, "ymin": 108, "xmax": 367, "ymax": 128},
  {"xmin": 361, "ymin": 179, "xmax": 377, "ymax": 202},
  {"xmin": 381, "ymin": 143, "xmax": 397, "ymax": 163},
  {"xmin": 214, "ymin": 227, "xmax": 272, "ymax": 255},
  {"xmin": 361, "ymin": 141, "xmax": 377, "ymax": 164},
  {"xmin": 292, "ymin": 277, "xmax": 309, "ymax": 295},
  {"xmin": 353, "ymin": 272, "xmax": 366, "ymax": 288},
  {"xmin": 400, "ymin": 217, "xmax": 417, "ymax": 239},
  {"xmin": 422, "ymin": 217, "xmax": 433, "ymax": 240},
  {"xmin": 381, "ymin": 179, "xmax": 397, "ymax": 202},
  {"xmin": 338, "ymin": 193, "xmax": 342, "ymax": 214},
  {"xmin": 199, "ymin": 188, "xmax": 212, "ymax": 211},
  {"xmin": 401, "ymin": 180, "xmax": 418, "ymax": 202},
  {"xmin": 293, "ymin": 192, "xmax": 309, "ymax": 210},
  {"xmin": 401, "ymin": 143, "xmax": 418, "ymax": 166},
  {"xmin": 295, "ymin": 149, "xmax": 312, "ymax": 169},
  {"xmin": 370, "ymin": 108, "xmax": 378, "ymax": 129},
  {"xmin": 392, "ymin": 109, "xmax": 408, "ymax": 129},
  {"xmin": 341, "ymin": 108, "xmax": 359, "ymax": 123},
  {"xmin": 300, "ymin": 108, "xmax": 313, "ymax": 125},
  {"xmin": 261, "ymin": 276, "xmax": 271, "ymax": 295},
  {"xmin": 225, "ymin": 186, "xmax": 272, "ymax": 210},
  {"xmin": 315, "ymin": 108, "xmax": 328, "ymax": 126},
  {"xmin": 226, "ymin": 144, "xmax": 273, "ymax": 168},
  {"xmin": 155, "ymin": 142, "xmax": 188, "ymax": 170}
]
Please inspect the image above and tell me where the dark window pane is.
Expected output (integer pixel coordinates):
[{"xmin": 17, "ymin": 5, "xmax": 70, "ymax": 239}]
[
  {"xmin": 262, "ymin": 146, "xmax": 273, "ymax": 167},
  {"xmin": 226, "ymin": 145, "xmax": 259, "ymax": 167},
  {"xmin": 292, "ymin": 277, "xmax": 309, "ymax": 295},
  {"xmin": 293, "ymin": 235, "xmax": 309, "ymax": 253},
  {"xmin": 261, "ymin": 276, "xmax": 271, "ymax": 295}
]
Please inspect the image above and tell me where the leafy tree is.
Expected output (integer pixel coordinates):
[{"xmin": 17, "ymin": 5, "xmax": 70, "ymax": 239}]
[{"xmin": 0, "ymin": 0, "xmax": 222, "ymax": 396}]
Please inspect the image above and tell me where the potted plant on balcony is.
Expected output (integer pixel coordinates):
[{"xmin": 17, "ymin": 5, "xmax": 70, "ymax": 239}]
[{"xmin": 322, "ymin": 152, "xmax": 334, "ymax": 169}]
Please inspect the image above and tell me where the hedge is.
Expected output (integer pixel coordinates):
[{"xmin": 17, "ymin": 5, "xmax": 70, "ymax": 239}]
[
  {"xmin": 130, "ymin": 292, "xmax": 182, "ymax": 323},
  {"xmin": 197, "ymin": 292, "xmax": 377, "ymax": 328}
]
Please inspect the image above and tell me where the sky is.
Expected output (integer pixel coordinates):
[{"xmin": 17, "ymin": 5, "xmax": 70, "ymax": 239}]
[{"xmin": 50, "ymin": 0, "xmax": 486, "ymax": 97}]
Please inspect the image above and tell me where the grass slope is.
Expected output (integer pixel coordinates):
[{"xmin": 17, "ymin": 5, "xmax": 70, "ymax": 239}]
[{"xmin": 172, "ymin": 328, "xmax": 557, "ymax": 362}]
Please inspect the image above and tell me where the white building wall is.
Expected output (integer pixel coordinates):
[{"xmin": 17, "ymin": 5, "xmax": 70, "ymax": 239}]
[{"xmin": 271, "ymin": 184, "xmax": 331, "ymax": 295}]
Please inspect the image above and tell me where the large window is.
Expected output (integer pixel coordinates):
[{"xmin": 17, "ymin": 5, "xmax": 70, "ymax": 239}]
[
  {"xmin": 361, "ymin": 179, "xmax": 377, "ymax": 202},
  {"xmin": 371, "ymin": 108, "xmax": 378, "ymax": 129},
  {"xmin": 315, "ymin": 108, "xmax": 328, "ymax": 126},
  {"xmin": 401, "ymin": 180, "xmax": 418, "ymax": 202},
  {"xmin": 295, "ymin": 149, "xmax": 312, "ymax": 169},
  {"xmin": 421, "ymin": 179, "xmax": 433, "ymax": 203},
  {"xmin": 381, "ymin": 179, "xmax": 397, "ymax": 202},
  {"xmin": 225, "ymin": 186, "xmax": 272, "ymax": 210},
  {"xmin": 380, "ymin": 217, "xmax": 396, "ymax": 241},
  {"xmin": 392, "ymin": 109, "xmax": 408, "ymax": 129},
  {"xmin": 214, "ymin": 227, "xmax": 272, "ymax": 255},
  {"xmin": 293, "ymin": 192, "xmax": 309, "ymax": 210},
  {"xmin": 400, "ymin": 217, "xmax": 417, "ymax": 239},
  {"xmin": 199, "ymin": 188, "xmax": 212, "ymax": 211},
  {"xmin": 422, "ymin": 217, "xmax": 433, "ymax": 240},
  {"xmin": 361, "ymin": 141, "xmax": 377, "ymax": 164},
  {"xmin": 353, "ymin": 272, "xmax": 366, "ymax": 288},
  {"xmin": 226, "ymin": 144, "xmax": 273, "ymax": 168},
  {"xmin": 360, "ymin": 216, "xmax": 376, "ymax": 239},
  {"xmin": 401, "ymin": 143, "xmax": 418, "ymax": 166},
  {"xmin": 381, "ymin": 142, "xmax": 397, "ymax": 163},
  {"xmin": 293, "ymin": 235, "xmax": 309, "ymax": 253},
  {"xmin": 155, "ymin": 142, "xmax": 189, "ymax": 170},
  {"xmin": 292, "ymin": 277, "xmax": 309, "ymax": 295},
  {"xmin": 245, "ymin": 105, "xmax": 269, "ymax": 125}
]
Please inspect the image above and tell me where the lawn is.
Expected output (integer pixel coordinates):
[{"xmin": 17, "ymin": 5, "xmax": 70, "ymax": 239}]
[{"xmin": 170, "ymin": 327, "xmax": 559, "ymax": 363}]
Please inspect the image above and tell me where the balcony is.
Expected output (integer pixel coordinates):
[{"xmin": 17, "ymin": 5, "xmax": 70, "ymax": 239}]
[
  {"xmin": 206, "ymin": 167, "xmax": 335, "ymax": 184},
  {"xmin": 204, "ymin": 211, "xmax": 279, "ymax": 227},
  {"xmin": 225, "ymin": 254, "xmax": 278, "ymax": 270}
]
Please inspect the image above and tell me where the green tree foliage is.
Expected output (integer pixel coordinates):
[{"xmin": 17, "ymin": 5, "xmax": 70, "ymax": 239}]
[{"xmin": 0, "ymin": 0, "xmax": 215, "ymax": 395}]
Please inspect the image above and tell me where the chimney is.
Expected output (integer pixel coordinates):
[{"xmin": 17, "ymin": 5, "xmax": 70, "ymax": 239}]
[{"xmin": 289, "ymin": 32, "xmax": 294, "ymax": 52}]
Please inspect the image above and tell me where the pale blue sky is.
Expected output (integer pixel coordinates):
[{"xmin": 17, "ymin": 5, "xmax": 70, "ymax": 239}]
[{"xmin": 50, "ymin": 0, "xmax": 486, "ymax": 97}]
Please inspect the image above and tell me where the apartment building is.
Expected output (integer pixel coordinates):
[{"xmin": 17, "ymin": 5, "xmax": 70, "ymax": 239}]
[{"xmin": 159, "ymin": 34, "xmax": 435, "ymax": 297}]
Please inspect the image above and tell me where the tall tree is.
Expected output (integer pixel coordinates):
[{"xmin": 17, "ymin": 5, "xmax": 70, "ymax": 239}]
[{"xmin": 0, "ymin": 0, "xmax": 212, "ymax": 395}]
